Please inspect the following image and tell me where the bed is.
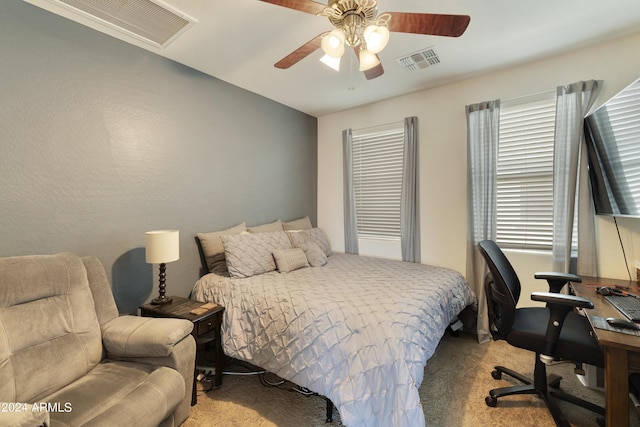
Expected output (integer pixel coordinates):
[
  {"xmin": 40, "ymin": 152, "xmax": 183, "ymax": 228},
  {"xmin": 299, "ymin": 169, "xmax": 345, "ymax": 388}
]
[{"xmin": 192, "ymin": 223, "xmax": 476, "ymax": 427}]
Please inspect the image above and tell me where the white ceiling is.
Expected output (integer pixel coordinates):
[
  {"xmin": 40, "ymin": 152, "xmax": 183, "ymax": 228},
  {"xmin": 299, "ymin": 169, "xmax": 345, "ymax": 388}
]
[{"xmin": 25, "ymin": 0, "xmax": 640, "ymax": 117}]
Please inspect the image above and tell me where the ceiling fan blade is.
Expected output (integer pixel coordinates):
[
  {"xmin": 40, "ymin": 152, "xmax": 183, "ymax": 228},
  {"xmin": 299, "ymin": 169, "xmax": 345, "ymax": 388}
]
[
  {"xmin": 259, "ymin": 0, "xmax": 327, "ymax": 15},
  {"xmin": 274, "ymin": 35, "xmax": 323, "ymax": 69},
  {"xmin": 363, "ymin": 62, "xmax": 384, "ymax": 80},
  {"xmin": 385, "ymin": 12, "xmax": 470, "ymax": 37},
  {"xmin": 353, "ymin": 46, "xmax": 384, "ymax": 80}
]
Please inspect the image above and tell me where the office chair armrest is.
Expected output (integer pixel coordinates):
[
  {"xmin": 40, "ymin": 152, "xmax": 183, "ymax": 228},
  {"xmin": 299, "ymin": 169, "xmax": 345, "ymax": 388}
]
[
  {"xmin": 535, "ymin": 272, "xmax": 582, "ymax": 293},
  {"xmin": 531, "ymin": 291, "xmax": 594, "ymax": 359},
  {"xmin": 531, "ymin": 291, "xmax": 594, "ymax": 309}
]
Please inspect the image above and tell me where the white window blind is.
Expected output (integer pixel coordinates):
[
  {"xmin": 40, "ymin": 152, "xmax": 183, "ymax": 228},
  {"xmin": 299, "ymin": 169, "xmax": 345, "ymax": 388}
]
[
  {"xmin": 352, "ymin": 122, "xmax": 404, "ymax": 239},
  {"xmin": 497, "ymin": 92, "xmax": 556, "ymax": 250}
]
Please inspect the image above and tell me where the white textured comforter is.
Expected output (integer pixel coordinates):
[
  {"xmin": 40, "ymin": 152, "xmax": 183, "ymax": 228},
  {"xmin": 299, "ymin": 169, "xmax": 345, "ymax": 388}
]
[{"xmin": 192, "ymin": 253, "xmax": 476, "ymax": 427}]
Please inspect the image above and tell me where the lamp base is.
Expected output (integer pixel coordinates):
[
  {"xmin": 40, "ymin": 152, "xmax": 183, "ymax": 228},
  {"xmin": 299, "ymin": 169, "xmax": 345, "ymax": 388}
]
[
  {"xmin": 151, "ymin": 295, "xmax": 173, "ymax": 305},
  {"xmin": 152, "ymin": 262, "xmax": 172, "ymax": 305}
]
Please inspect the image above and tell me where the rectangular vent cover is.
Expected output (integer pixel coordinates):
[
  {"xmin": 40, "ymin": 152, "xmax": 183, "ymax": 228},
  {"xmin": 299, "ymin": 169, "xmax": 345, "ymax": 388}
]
[
  {"xmin": 48, "ymin": 0, "xmax": 195, "ymax": 47},
  {"xmin": 396, "ymin": 47, "xmax": 440, "ymax": 72}
]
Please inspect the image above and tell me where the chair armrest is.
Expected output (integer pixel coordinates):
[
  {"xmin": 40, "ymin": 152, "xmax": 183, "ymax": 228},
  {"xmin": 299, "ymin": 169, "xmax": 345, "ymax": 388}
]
[
  {"xmin": 531, "ymin": 291, "xmax": 595, "ymax": 359},
  {"xmin": 102, "ymin": 315, "xmax": 193, "ymax": 358},
  {"xmin": 106, "ymin": 334, "xmax": 196, "ymax": 425},
  {"xmin": 0, "ymin": 403, "xmax": 49, "ymax": 427},
  {"xmin": 531, "ymin": 291, "xmax": 594, "ymax": 309},
  {"xmin": 535, "ymin": 272, "xmax": 582, "ymax": 293}
]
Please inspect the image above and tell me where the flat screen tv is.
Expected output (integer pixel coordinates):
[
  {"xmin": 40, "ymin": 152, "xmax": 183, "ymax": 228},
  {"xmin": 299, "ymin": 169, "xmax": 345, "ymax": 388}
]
[{"xmin": 584, "ymin": 78, "xmax": 640, "ymax": 217}]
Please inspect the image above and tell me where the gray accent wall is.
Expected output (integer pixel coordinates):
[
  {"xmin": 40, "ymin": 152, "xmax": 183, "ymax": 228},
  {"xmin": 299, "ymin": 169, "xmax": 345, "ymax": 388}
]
[{"xmin": 0, "ymin": 1, "xmax": 317, "ymax": 313}]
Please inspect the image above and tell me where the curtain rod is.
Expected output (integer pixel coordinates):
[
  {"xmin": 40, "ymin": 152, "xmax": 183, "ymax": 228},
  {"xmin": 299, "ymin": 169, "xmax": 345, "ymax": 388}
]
[
  {"xmin": 353, "ymin": 119, "xmax": 404, "ymax": 134},
  {"xmin": 501, "ymin": 88, "xmax": 555, "ymax": 105}
]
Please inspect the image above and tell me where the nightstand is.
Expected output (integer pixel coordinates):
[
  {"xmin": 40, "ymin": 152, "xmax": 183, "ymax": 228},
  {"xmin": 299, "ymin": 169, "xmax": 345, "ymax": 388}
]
[{"xmin": 140, "ymin": 296, "xmax": 225, "ymax": 405}]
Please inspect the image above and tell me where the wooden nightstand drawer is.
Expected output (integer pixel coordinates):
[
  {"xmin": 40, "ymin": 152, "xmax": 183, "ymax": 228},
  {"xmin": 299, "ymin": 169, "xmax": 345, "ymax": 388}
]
[{"xmin": 196, "ymin": 317, "xmax": 217, "ymax": 337}]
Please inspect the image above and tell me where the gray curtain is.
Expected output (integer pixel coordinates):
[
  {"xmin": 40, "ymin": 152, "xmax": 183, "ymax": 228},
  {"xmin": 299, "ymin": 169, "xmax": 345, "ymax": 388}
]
[
  {"xmin": 343, "ymin": 129, "xmax": 359, "ymax": 254},
  {"xmin": 552, "ymin": 80, "xmax": 602, "ymax": 275},
  {"xmin": 466, "ymin": 100, "xmax": 500, "ymax": 344},
  {"xmin": 401, "ymin": 116, "xmax": 421, "ymax": 262}
]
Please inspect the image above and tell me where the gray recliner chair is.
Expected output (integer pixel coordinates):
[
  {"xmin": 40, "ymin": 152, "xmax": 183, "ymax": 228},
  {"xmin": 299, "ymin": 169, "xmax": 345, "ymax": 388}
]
[{"xmin": 0, "ymin": 253, "xmax": 196, "ymax": 427}]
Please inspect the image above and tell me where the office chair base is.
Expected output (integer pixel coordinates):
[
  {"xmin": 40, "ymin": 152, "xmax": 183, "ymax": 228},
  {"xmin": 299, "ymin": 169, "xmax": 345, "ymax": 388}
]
[
  {"xmin": 486, "ymin": 363, "xmax": 604, "ymax": 427},
  {"xmin": 490, "ymin": 365, "xmax": 562, "ymax": 390}
]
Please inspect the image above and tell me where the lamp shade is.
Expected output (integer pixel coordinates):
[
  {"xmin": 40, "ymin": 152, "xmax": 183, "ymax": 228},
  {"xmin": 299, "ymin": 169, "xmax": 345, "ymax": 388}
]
[
  {"xmin": 321, "ymin": 28, "xmax": 346, "ymax": 58},
  {"xmin": 358, "ymin": 49, "xmax": 380, "ymax": 71},
  {"xmin": 320, "ymin": 54, "xmax": 341, "ymax": 71},
  {"xmin": 363, "ymin": 25, "xmax": 389, "ymax": 54},
  {"xmin": 145, "ymin": 230, "xmax": 179, "ymax": 264}
]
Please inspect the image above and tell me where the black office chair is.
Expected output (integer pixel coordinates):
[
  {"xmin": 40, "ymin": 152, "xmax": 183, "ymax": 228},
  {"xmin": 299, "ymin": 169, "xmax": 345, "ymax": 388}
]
[{"xmin": 477, "ymin": 240, "xmax": 604, "ymax": 427}]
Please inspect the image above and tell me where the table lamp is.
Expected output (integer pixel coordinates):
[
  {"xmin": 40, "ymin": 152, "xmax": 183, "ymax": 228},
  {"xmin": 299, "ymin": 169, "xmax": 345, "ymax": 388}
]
[{"xmin": 145, "ymin": 229, "xmax": 179, "ymax": 304}]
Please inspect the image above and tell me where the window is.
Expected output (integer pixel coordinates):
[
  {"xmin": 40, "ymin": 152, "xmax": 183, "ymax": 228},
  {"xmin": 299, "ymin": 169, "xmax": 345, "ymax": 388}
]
[
  {"xmin": 351, "ymin": 121, "xmax": 404, "ymax": 239},
  {"xmin": 497, "ymin": 92, "xmax": 556, "ymax": 250}
]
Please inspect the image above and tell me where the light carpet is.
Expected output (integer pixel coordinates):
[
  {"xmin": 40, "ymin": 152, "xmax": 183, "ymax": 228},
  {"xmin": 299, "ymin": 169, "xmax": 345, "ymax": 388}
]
[{"xmin": 184, "ymin": 333, "xmax": 640, "ymax": 426}]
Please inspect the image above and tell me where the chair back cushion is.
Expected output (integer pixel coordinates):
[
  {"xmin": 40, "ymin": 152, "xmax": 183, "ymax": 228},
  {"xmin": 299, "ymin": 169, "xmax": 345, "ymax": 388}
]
[
  {"xmin": 0, "ymin": 253, "xmax": 103, "ymax": 402},
  {"xmin": 82, "ymin": 255, "xmax": 120, "ymax": 326},
  {"xmin": 478, "ymin": 240, "xmax": 521, "ymax": 336}
]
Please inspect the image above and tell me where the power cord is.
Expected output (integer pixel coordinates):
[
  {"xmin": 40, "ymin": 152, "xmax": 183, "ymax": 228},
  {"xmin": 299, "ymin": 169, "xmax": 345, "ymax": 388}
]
[
  {"xmin": 222, "ymin": 358, "xmax": 267, "ymax": 376},
  {"xmin": 614, "ymin": 216, "xmax": 633, "ymax": 281},
  {"xmin": 198, "ymin": 354, "xmax": 334, "ymax": 421},
  {"xmin": 257, "ymin": 373, "xmax": 321, "ymax": 399},
  {"xmin": 260, "ymin": 372, "xmax": 285, "ymax": 386}
]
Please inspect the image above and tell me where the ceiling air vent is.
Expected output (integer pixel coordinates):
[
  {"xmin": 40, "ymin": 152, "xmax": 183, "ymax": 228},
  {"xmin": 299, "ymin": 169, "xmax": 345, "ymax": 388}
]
[
  {"xmin": 396, "ymin": 47, "xmax": 440, "ymax": 72},
  {"xmin": 44, "ymin": 0, "xmax": 196, "ymax": 47}
]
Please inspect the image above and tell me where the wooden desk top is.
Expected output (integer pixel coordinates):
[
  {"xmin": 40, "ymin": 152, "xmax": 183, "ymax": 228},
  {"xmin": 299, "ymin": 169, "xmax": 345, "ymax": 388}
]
[{"xmin": 572, "ymin": 277, "xmax": 640, "ymax": 354}]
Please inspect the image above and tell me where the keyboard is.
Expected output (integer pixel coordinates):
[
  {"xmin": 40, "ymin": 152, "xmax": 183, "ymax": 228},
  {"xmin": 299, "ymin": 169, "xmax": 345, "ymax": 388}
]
[{"xmin": 605, "ymin": 295, "xmax": 640, "ymax": 322}]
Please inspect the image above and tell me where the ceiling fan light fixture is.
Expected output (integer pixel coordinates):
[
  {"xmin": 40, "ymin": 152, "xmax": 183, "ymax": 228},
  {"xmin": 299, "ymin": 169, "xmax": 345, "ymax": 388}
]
[
  {"xmin": 264, "ymin": 0, "xmax": 471, "ymax": 80},
  {"xmin": 320, "ymin": 54, "xmax": 341, "ymax": 71},
  {"xmin": 358, "ymin": 49, "xmax": 380, "ymax": 71},
  {"xmin": 363, "ymin": 24, "xmax": 389, "ymax": 54},
  {"xmin": 321, "ymin": 28, "xmax": 346, "ymax": 58}
]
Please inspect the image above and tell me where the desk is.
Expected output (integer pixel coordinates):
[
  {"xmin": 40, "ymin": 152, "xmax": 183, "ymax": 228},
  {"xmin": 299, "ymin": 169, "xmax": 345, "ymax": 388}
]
[{"xmin": 572, "ymin": 277, "xmax": 640, "ymax": 427}]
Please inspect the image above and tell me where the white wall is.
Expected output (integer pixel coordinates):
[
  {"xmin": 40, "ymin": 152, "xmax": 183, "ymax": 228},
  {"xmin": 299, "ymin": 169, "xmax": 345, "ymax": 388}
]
[{"xmin": 317, "ymin": 31, "xmax": 640, "ymax": 303}]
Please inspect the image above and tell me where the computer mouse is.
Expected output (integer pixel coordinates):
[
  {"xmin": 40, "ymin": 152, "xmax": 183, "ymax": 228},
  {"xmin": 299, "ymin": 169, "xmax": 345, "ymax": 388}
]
[{"xmin": 606, "ymin": 317, "xmax": 640, "ymax": 331}]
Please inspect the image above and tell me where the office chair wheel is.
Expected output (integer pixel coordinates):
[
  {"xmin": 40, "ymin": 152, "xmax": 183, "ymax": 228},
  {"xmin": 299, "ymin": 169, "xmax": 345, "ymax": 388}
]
[
  {"xmin": 485, "ymin": 395, "xmax": 498, "ymax": 407},
  {"xmin": 491, "ymin": 370, "xmax": 502, "ymax": 380}
]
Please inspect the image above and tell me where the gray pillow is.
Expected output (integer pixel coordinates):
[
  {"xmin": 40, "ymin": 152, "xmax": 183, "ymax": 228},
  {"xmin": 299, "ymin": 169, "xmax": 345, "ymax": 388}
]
[
  {"xmin": 197, "ymin": 222, "xmax": 246, "ymax": 274},
  {"xmin": 286, "ymin": 228, "xmax": 332, "ymax": 257},
  {"xmin": 272, "ymin": 248, "xmax": 309, "ymax": 273},
  {"xmin": 221, "ymin": 230, "xmax": 292, "ymax": 278},
  {"xmin": 247, "ymin": 219, "xmax": 283, "ymax": 233},
  {"xmin": 299, "ymin": 241, "xmax": 328, "ymax": 267},
  {"xmin": 282, "ymin": 216, "xmax": 312, "ymax": 231}
]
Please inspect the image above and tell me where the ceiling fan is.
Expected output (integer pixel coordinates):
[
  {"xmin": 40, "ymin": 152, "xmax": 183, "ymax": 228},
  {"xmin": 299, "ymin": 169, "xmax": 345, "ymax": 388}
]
[{"xmin": 259, "ymin": 0, "xmax": 470, "ymax": 80}]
